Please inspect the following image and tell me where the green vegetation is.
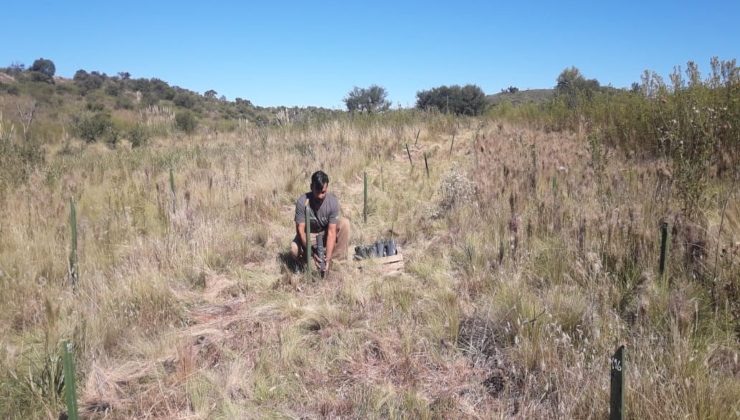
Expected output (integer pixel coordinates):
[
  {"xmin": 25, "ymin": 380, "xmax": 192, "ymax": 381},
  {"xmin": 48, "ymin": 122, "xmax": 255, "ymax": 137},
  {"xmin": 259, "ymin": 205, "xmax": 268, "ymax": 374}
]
[
  {"xmin": 416, "ymin": 84, "xmax": 487, "ymax": 115},
  {"xmin": 555, "ymin": 66, "xmax": 602, "ymax": 108},
  {"xmin": 128, "ymin": 123, "xmax": 149, "ymax": 148},
  {"xmin": 0, "ymin": 60, "xmax": 343, "ymax": 147},
  {"xmin": 486, "ymin": 88, "xmax": 554, "ymax": 106},
  {"xmin": 72, "ymin": 111, "xmax": 115, "ymax": 143},
  {"xmin": 489, "ymin": 58, "xmax": 739, "ymax": 219},
  {"xmin": 344, "ymin": 85, "xmax": 391, "ymax": 113},
  {"xmin": 175, "ymin": 110, "xmax": 198, "ymax": 133},
  {"xmin": 28, "ymin": 58, "xmax": 56, "ymax": 83}
]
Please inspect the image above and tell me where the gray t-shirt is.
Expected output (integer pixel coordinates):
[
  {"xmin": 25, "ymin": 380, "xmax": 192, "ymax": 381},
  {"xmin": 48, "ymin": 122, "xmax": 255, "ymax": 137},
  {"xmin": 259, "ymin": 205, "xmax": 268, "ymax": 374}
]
[{"xmin": 294, "ymin": 192, "xmax": 340, "ymax": 232}]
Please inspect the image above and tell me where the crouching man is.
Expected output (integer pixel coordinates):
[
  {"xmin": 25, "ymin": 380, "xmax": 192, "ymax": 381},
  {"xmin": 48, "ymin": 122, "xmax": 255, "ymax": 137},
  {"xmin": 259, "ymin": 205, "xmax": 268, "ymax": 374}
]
[{"xmin": 290, "ymin": 171, "xmax": 350, "ymax": 274}]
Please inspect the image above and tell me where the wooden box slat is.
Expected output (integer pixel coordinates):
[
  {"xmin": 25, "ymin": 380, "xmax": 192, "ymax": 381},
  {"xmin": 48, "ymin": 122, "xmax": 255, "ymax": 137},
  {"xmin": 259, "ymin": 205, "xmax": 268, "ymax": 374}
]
[{"xmin": 355, "ymin": 253, "xmax": 404, "ymax": 276}]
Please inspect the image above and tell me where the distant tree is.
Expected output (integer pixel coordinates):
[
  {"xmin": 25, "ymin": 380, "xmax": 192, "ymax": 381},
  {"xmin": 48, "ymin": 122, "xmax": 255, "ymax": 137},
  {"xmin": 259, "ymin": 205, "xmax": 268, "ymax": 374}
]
[
  {"xmin": 127, "ymin": 78, "xmax": 176, "ymax": 102},
  {"xmin": 73, "ymin": 69, "xmax": 88, "ymax": 80},
  {"xmin": 502, "ymin": 86, "xmax": 519, "ymax": 94},
  {"xmin": 150, "ymin": 78, "xmax": 176, "ymax": 101},
  {"xmin": 6, "ymin": 62, "xmax": 25, "ymax": 75},
  {"xmin": 73, "ymin": 69, "xmax": 105, "ymax": 94},
  {"xmin": 173, "ymin": 91, "xmax": 196, "ymax": 108},
  {"xmin": 235, "ymin": 97, "xmax": 253, "ymax": 106},
  {"xmin": 556, "ymin": 67, "xmax": 599, "ymax": 92},
  {"xmin": 344, "ymin": 85, "xmax": 391, "ymax": 113},
  {"xmin": 459, "ymin": 85, "xmax": 487, "ymax": 115},
  {"xmin": 204, "ymin": 89, "xmax": 218, "ymax": 99},
  {"xmin": 29, "ymin": 58, "xmax": 56, "ymax": 78},
  {"xmin": 416, "ymin": 84, "xmax": 487, "ymax": 115},
  {"xmin": 104, "ymin": 80, "xmax": 122, "ymax": 96},
  {"xmin": 118, "ymin": 71, "xmax": 131, "ymax": 80},
  {"xmin": 555, "ymin": 67, "xmax": 600, "ymax": 107}
]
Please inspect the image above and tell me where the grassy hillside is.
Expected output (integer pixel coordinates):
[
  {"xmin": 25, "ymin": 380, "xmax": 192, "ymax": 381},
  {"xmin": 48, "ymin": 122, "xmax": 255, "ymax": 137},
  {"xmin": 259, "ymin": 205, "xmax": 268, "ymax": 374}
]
[
  {"xmin": 0, "ymin": 60, "xmax": 738, "ymax": 418},
  {"xmin": 486, "ymin": 88, "xmax": 554, "ymax": 106},
  {"xmin": 0, "ymin": 68, "xmax": 339, "ymax": 148}
]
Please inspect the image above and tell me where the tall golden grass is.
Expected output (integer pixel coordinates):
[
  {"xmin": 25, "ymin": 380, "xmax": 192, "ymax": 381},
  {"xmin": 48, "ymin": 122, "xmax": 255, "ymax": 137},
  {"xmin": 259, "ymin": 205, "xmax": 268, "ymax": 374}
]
[{"xmin": 0, "ymin": 111, "xmax": 737, "ymax": 418}]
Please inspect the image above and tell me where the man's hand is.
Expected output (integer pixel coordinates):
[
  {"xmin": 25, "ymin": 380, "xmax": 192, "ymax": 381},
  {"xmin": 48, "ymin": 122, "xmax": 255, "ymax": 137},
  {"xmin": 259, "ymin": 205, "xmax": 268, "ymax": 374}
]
[{"xmin": 312, "ymin": 250, "xmax": 322, "ymax": 270}]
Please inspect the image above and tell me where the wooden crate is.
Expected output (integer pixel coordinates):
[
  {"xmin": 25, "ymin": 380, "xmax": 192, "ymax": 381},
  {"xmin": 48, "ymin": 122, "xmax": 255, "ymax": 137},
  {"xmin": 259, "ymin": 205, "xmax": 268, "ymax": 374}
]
[{"xmin": 355, "ymin": 253, "xmax": 404, "ymax": 276}]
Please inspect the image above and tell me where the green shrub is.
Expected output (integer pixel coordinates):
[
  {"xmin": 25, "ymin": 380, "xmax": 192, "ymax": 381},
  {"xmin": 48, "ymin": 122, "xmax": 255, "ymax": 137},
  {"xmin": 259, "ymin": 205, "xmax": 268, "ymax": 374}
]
[
  {"xmin": 104, "ymin": 81, "xmax": 122, "ymax": 97},
  {"xmin": 85, "ymin": 101, "xmax": 105, "ymax": 112},
  {"xmin": 114, "ymin": 95, "xmax": 134, "ymax": 110},
  {"xmin": 554, "ymin": 67, "xmax": 601, "ymax": 108},
  {"xmin": 173, "ymin": 92, "xmax": 197, "ymax": 109},
  {"xmin": 73, "ymin": 112, "xmax": 114, "ymax": 143},
  {"xmin": 416, "ymin": 84, "xmax": 487, "ymax": 115},
  {"xmin": 0, "ymin": 82, "xmax": 20, "ymax": 95},
  {"xmin": 29, "ymin": 58, "xmax": 55, "ymax": 78},
  {"xmin": 128, "ymin": 124, "xmax": 150, "ymax": 148},
  {"xmin": 344, "ymin": 85, "xmax": 391, "ymax": 113},
  {"xmin": 494, "ymin": 58, "xmax": 739, "ymax": 180},
  {"xmin": 104, "ymin": 126, "xmax": 120, "ymax": 148},
  {"xmin": 175, "ymin": 110, "xmax": 198, "ymax": 133}
]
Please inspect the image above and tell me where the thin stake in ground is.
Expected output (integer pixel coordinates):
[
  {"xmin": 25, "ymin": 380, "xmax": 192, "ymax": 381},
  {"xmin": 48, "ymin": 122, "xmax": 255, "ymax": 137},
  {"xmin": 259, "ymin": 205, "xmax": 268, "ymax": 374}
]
[{"xmin": 363, "ymin": 171, "xmax": 368, "ymax": 224}]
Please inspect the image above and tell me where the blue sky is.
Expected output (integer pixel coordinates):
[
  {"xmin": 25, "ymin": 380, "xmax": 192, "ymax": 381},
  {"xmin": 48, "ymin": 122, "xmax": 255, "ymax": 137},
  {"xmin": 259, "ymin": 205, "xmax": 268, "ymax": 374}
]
[{"xmin": 2, "ymin": 1, "xmax": 738, "ymax": 108}]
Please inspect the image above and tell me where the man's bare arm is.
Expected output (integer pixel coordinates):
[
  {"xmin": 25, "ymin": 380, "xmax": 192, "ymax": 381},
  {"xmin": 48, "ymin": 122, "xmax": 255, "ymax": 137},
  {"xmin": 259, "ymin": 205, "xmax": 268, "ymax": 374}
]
[
  {"xmin": 296, "ymin": 222, "xmax": 307, "ymax": 254},
  {"xmin": 325, "ymin": 223, "xmax": 337, "ymax": 271}
]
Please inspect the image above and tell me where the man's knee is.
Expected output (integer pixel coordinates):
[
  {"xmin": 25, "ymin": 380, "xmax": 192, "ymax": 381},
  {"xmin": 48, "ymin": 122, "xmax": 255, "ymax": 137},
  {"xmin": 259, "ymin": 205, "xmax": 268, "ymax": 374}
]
[
  {"xmin": 289, "ymin": 238, "xmax": 300, "ymax": 259},
  {"xmin": 338, "ymin": 217, "xmax": 350, "ymax": 235}
]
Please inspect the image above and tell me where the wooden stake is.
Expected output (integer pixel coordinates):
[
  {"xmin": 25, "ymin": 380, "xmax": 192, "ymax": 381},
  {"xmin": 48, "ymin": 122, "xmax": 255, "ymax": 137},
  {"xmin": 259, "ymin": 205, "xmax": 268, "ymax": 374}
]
[
  {"xmin": 305, "ymin": 204, "xmax": 311, "ymax": 272},
  {"xmin": 69, "ymin": 199, "xmax": 78, "ymax": 289},
  {"xmin": 62, "ymin": 341, "xmax": 79, "ymax": 420},
  {"xmin": 659, "ymin": 221, "xmax": 668, "ymax": 278},
  {"xmin": 169, "ymin": 168, "xmax": 176, "ymax": 213},
  {"xmin": 424, "ymin": 153, "xmax": 430, "ymax": 178},
  {"xmin": 363, "ymin": 172, "xmax": 368, "ymax": 224},
  {"xmin": 610, "ymin": 345, "xmax": 626, "ymax": 420}
]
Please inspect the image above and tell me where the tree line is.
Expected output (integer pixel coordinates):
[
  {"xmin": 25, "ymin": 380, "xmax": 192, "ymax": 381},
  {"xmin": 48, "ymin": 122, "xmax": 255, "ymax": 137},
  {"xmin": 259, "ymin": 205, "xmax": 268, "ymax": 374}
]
[{"xmin": 343, "ymin": 84, "xmax": 487, "ymax": 115}]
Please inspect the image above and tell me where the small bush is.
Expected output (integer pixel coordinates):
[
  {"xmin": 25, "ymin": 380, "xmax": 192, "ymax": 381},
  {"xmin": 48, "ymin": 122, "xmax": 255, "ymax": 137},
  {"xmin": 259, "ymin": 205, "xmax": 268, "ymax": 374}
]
[
  {"xmin": 0, "ymin": 82, "xmax": 20, "ymax": 96},
  {"xmin": 173, "ymin": 92, "xmax": 196, "ymax": 109},
  {"xmin": 430, "ymin": 169, "xmax": 476, "ymax": 218},
  {"xmin": 128, "ymin": 124, "xmax": 150, "ymax": 148},
  {"xmin": 73, "ymin": 111, "xmax": 114, "ymax": 143},
  {"xmin": 175, "ymin": 110, "xmax": 198, "ymax": 134},
  {"xmin": 114, "ymin": 95, "xmax": 134, "ymax": 110},
  {"xmin": 73, "ymin": 69, "xmax": 104, "ymax": 94},
  {"xmin": 104, "ymin": 126, "xmax": 120, "ymax": 148}
]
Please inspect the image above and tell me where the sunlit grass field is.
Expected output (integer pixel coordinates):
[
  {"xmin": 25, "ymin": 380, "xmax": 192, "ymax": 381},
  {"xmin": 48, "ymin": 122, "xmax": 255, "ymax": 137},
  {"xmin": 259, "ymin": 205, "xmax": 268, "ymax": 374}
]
[{"xmin": 1, "ymin": 111, "xmax": 738, "ymax": 418}]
